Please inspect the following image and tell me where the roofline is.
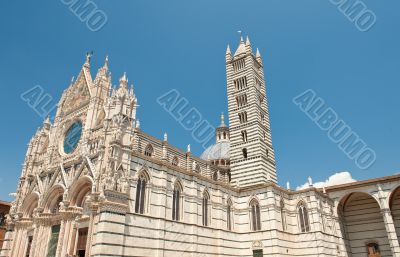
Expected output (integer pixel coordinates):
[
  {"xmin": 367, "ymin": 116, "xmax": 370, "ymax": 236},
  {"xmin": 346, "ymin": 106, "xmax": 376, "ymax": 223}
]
[{"xmin": 326, "ymin": 173, "xmax": 400, "ymax": 192}]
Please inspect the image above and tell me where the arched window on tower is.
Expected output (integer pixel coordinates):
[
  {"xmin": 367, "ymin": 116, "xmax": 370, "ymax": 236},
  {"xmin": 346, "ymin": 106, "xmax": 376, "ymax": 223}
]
[
  {"xmin": 135, "ymin": 174, "xmax": 147, "ymax": 214},
  {"xmin": 144, "ymin": 144, "xmax": 153, "ymax": 157},
  {"xmin": 298, "ymin": 202, "xmax": 310, "ymax": 232},
  {"xmin": 242, "ymin": 148, "xmax": 248, "ymax": 159},
  {"xmin": 202, "ymin": 191, "xmax": 210, "ymax": 226},
  {"xmin": 250, "ymin": 199, "xmax": 261, "ymax": 231},
  {"xmin": 172, "ymin": 183, "xmax": 182, "ymax": 221}
]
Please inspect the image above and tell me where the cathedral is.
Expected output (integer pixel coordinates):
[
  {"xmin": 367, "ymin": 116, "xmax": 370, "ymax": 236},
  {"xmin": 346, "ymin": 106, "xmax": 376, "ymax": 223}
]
[{"xmin": 1, "ymin": 36, "xmax": 400, "ymax": 257}]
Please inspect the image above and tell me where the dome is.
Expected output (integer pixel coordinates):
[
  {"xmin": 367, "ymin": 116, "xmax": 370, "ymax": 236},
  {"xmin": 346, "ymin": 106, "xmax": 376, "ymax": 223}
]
[{"xmin": 200, "ymin": 142, "xmax": 230, "ymax": 161}]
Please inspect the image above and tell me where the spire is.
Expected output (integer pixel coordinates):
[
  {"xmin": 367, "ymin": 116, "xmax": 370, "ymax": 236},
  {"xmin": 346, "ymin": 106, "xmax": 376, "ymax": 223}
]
[
  {"xmin": 164, "ymin": 132, "xmax": 168, "ymax": 142},
  {"xmin": 226, "ymin": 45, "xmax": 232, "ymax": 62},
  {"xmin": 226, "ymin": 45, "xmax": 231, "ymax": 55},
  {"xmin": 256, "ymin": 48, "xmax": 263, "ymax": 65},
  {"xmin": 245, "ymin": 36, "xmax": 251, "ymax": 46},
  {"xmin": 104, "ymin": 55, "xmax": 109, "ymax": 69},
  {"xmin": 234, "ymin": 36, "xmax": 246, "ymax": 57},
  {"xmin": 256, "ymin": 48, "xmax": 261, "ymax": 58}
]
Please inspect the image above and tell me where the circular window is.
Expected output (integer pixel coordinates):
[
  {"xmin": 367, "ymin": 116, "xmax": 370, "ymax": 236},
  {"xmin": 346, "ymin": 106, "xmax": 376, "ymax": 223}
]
[{"xmin": 63, "ymin": 121, "xmax": 83, "ymax": 154}]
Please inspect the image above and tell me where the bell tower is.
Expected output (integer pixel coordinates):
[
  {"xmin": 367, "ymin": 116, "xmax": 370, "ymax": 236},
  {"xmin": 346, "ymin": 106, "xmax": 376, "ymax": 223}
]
[{"xmin": 226, "ymin": 36, "xmax": 277, "ymax": 187}]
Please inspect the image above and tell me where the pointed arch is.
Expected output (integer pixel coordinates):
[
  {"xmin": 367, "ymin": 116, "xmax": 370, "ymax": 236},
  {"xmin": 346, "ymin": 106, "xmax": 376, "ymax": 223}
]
[
  {"xmin": 22, "ymin": 192, "xmax": 40, "ymax": 218},
  {"xmin": 69, "ymin": 175, "xmax": 93, "ymax": 207},
  {"xmin": 249, "ymin": 198, "xmax": 261, "ymax": 231},
  {"xmin": 171, "ymin": 156, "xmax": 179, "ymax": 166},
  {"xmin": 44, "ymin": 185, "xmax": 65, "ymax": 214},
  {"xmin": 135, "ymin": 169, "xmax": 150, "ymax": 214},
  {"xmin": 297, "ymin": 200, "xmax": 310, "ymax": 233},
  {"xmin": 202, "ymin": 189, "xmax": 210, "ymax": 226},
  {"xmin": 144, "ymin": 144, "xmax": 154, "ymax": 157},
  {"xmin": 172, "ymin": 180, "xmax": 183, "ymax": 221}
]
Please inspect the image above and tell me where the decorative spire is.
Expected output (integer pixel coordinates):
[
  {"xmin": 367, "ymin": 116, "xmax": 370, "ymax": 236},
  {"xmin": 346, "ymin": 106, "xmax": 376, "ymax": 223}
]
[
  {"xmin": 164, "ymin": 132, "xmax": 168, "ymax": 142},
  {"xmin": 245, "ymin": 36, "xmax": 251, "ymax": 46},
  {"xmin": 308, "ymin": 176, "xmax": 313, "ymax": 187},
  {"xmin": 256, "ymin": 48, "xmax": 263, "ymax": 65},
  {"xmin": 286, "ymin": 181, "xmax": 291, "ymax": 190},
  {"xmin": 226, "ymin": 45, "xmax": 231, "ymax": 55},
  {"xmin": 119, "ymin": 72, "xmax": 128, "ymax": 89},
  {"xmin": 256, "ymin": 48, "xmax": 261, "ymax": 57},
  {"xmin": 104, "ymin": 55, "xmax": 109, "ymax": 69},
  {"xmin": 187, "ymin": 144, "xmax": 191, "ymax": 153}
]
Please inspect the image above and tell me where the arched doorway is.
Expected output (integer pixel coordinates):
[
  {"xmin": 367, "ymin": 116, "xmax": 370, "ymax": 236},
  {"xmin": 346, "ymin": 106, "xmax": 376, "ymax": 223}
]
[
  {"xmin": 390, "ymin": 186, "xmax": 400, "ymax": 243},
  {"xmin": 338, "ymin": 192, "xmax": 390, "ymax": 257}
]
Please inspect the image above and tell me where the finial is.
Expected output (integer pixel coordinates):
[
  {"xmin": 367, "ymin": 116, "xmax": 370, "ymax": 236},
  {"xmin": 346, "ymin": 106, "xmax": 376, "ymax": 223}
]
[
  {"xmin": 187, "ymin": 144, "xmax": 191, "ymax": 153},
  {"xmin": 85, "ymin": 51, "xmax": 93, "ymax": 66},
  {"xmin": 220, "ymin": 112, "xmax": 226, "ymax": 127},
  {"xmin": 286, "ymin": 181, "xmax": 290, "ymax": 190},
  {"xmin": 164, "ymin": 132, "xmax": 168, "ymax": 142},
  {"xmin": 70, "ymin": 76, "xmax": 75, "ymax": 85},
  {"xmin": 308, "ymin": 176, "xmax": 313, "ymax": 187}
]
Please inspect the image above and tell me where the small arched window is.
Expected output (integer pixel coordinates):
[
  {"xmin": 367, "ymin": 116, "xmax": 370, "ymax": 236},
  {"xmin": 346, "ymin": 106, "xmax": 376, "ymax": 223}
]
[
  {"xmin": 144, "ymin": 144, "xmax": 153, "ymax": 157},
  {"xmin": 171, "ymin": 156, "xmax": 179, "ymax": 166},
  {"xmin": 250, "ymin": 199, "xmax": 261, "ymax": 231},
  {"xmin": 213, "ymin": 172, "xmax": 218, "ymax": 181},
  {"xmin": 172, "ymin": 183, "xmax": 182, "ymax": 221},
  {"xmin": 227, "ymin": 199, "xmax": 233, "ymax": 231},
  {"xmin": 298, "ymin": 202, "xmax": 310, "ymax": 232},
  {"xmin": 195, "ymin": 163, "xmax": 201, "ymax": 173},
  {"xmin": 135, "ymin": 174, "xmax": 147, "ymax": 214},
  {"xmin": 242, "ymin": 148, "xmax": 248, "ymax": 159},
  {"xmin": 202, "ymin": 191, "xmax": 210, "ymax": 226}
]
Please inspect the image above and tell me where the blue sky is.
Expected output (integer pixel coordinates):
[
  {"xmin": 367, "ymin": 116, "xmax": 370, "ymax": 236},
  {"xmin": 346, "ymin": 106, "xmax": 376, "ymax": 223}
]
[{"xmin": 0, "ymin": 0, "xmax": 399, "ymax": 201}]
